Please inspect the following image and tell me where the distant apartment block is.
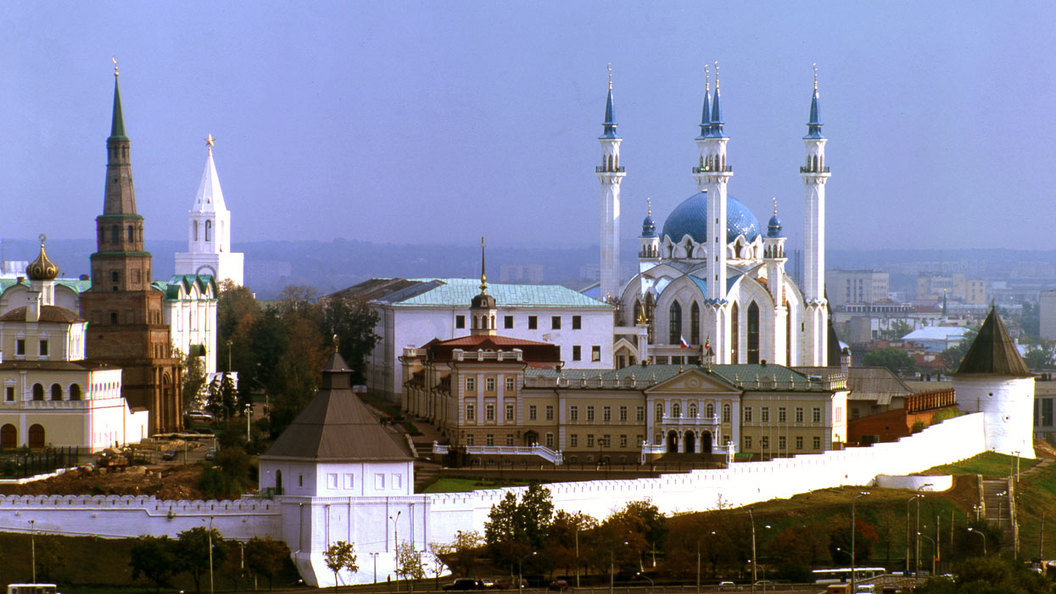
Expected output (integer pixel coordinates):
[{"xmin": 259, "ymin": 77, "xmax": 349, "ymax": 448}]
[
  {"xmin": 1040, "ymin": 290, "xmax": 1056, "ymax": 341},
  {"xmin": 917, "ymin": 273, "xmax": 986, "ymax": 305},
  {"xmin": 499, "ymin": 263, "xmax": 544, "ymax": 284},
  {"xmin": 828, "ymin": 270, "xmax": 889, "ymax": 306}
]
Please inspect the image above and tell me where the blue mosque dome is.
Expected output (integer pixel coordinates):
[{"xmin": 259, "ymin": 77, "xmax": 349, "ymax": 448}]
[
  {"xmin": 641, "ymin": 213, "xmax": 657, "ymax": 238},
  {"xmin": 767, "ymin": 213, "xmax": 783, "ymax": 237},
  {"xmin": 661, "ymin": 192, "xmax": 761, "ymax": 245}
]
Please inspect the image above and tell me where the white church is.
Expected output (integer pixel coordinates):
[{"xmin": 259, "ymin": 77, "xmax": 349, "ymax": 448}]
[{"xmin": 603, "ymin": 67, "xmax": 830, "ymax": 370}]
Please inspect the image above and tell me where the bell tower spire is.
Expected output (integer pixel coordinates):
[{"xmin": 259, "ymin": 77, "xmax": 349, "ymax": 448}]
[
  {"xmin": 597, "ymin": 64, "xmax": 626, "ymax": 302},
  {"xmin": 800, "ymin": 63, "xmax": 831, "ymax": 366}
]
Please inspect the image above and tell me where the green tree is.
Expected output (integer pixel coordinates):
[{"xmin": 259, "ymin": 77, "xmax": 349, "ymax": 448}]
[
  {"xmin": 862, "ymin": 347, "xmax": 918, "ymax": 377},
  {"xmin": 182, "ymin": 352, "xmax": 207, "ymax": 413},
  {"xmin": 199, "ymin": 444, "xmax": 252, "ymax": 499},
  {"xmin": 827, "ymin": 516, "xmax": 878, "ymax": 565},
  {"xmin": 542, "ymin": 511, "xmax": 596, "ymax": 580},
  {"xmin": 484, "ymin": 484, "xmax": 555, "ymax": 573},
  {"xmin": 320, "ymin": 295, "xmax": 381, "ymax": 385},
  {"xmin": 1024, "ymin": 343, "xmax": 1056, "ymax": 370},
  {"xmin": 175, "ymin": 526, "xmax": 228, "ymax": 594},
  {"xmin": 129, "ymin": 535, "xmax": 179, "ymax": 592},
  {"xmin": 434, "ymin": 529, "xmax": 483, "ymax": 578},
  {"xmin": 880, "ymin": 320, "xmax": 914, "ymax": 341},
  {"xmin": 323, "ymin": 540, "xmax": 358, "ymax": 589},
  {"xmin": 940, "ymin": 329, "xmax": 978, "ymax": 373},
  {"xmin": 915, "ymin": 556, "xmax": 1049, "ymax": 594},
  {"xmin": 396, "ymin": 541, "xmax": 425, "ymax": 591},
  {"xmin": 244, "ymin": 536, "xmax": 292, "ymax": 589}
]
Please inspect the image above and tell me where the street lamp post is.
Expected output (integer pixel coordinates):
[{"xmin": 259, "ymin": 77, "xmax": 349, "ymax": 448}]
[
  {"xmin": 370, "ymin": 551, "xmax": 379, "ymax": 583},
  {"xmin": 905, "ymin": 494, "xmax": 923, "ymax": 576},
  {"xmin": 918, "ymin": 532, "xmax": 936, "ymax": 576},
  {"xmin": 245, "ymin": 402, "xmax": 253, "ymax": 442},
  {"xmin": 390, "ymin": 511, "xmax": 402, "ymax": 590},
  {"xmin": 968, "ymin": 527, "xmax": 987, "ymax": 556},
  {"xmin": 851, "ymin": 491, "xmax": 870, "ymax": 594},
  {"xmin": 518, "ymin": 551, "xmax": 537, "ymax": 591},
  {"xmin": 201, "ymin": 516, "xmax": 215, "ymax": 594},
  {"xmin": 29, "ymin": 519, "xmax": 36, "ymax": 583},
  {"xmin": 749, "ymin": 509, "xmax": 757, "ymax": 594}
]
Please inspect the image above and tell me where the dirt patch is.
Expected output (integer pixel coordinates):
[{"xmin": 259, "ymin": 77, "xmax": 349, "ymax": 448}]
[{"xmin": 0, "ymin": 463, "xmax": 210, "ymax": 500}]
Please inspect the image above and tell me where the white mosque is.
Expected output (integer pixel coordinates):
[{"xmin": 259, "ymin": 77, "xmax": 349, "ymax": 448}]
[{"xmin": 602, "ymin": 66, "xmax": 831, "ymax": 370}]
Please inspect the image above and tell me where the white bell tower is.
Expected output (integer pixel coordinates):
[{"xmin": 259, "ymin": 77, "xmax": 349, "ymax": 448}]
[{"xmin": 175, "ymin": 135, "xmax": 245, "ymax": 286}]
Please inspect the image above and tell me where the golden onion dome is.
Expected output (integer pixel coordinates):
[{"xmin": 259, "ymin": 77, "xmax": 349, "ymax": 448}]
[{"xmin": 26, "ymin": 234, "xmax": 59, "ymax": 281}]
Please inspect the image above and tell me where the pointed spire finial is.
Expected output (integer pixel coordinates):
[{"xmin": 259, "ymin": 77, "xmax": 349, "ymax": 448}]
[
  {"xmin": 647, "ymin": 197, "xmax": 652, "ymax": 217},
  {"xmin": 205, "ymin": 134, "xmax": 215, "ymax": 156},
  {"xmin": 480, "ymin": 235, "xmax": 488, "ymax": 294},
  {"xmin": 713, "ymin": 61, "xmax": 720, "ymax": 90},
  {"xmin": 112, "ymin": 56, "xmax": 119, "ymax": 78},
  {"xmin": 607, "ymin": 63, "xmax": 613, "ymax": 90},
  {"xmin": 705, "ymin": 64, "xmax": 710, "ymax": 93},
  {"xmin": 772, "ymin": 197, "xmax": 778, "ymax": 216},
  {"xmin": 332, "ymin": 333, "xmax": 340, "ymax": 354},
  {"xmin": 813, "ymin": 62, "xmax": 818, "ymax": 91},
  {"xmin": 38, "ymin": 233, "xmax": 46, "ymax": 246}
]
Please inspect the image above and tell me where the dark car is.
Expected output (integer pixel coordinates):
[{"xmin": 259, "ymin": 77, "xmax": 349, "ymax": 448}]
[
  {"xmin": 161, "ymin": 449, "xmax": 178, "ymax": 461},
  {"xmin": 443, "ymin": 578, "xmax": 486, "ymax": 590},
  {"xmin": 548, "ymin": 579, "xmax": 571, "ymax": 591}
]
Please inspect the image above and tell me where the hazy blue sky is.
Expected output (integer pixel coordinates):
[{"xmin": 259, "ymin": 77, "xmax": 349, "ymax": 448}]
[{"xmin": 3, "ymin": 2, "xmax": 1055, "ymax": 254}]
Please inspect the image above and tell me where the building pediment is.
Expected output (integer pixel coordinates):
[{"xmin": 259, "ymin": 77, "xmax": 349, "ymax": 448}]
[{"xmin": 644, "ymin": 368, "xmax": 740, "ymax": 396}]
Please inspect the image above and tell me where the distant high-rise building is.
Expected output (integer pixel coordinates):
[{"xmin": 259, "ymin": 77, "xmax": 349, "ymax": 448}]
[{"xmin": 828, "ymin": 270, "xmax": 890, "ymax": 306}]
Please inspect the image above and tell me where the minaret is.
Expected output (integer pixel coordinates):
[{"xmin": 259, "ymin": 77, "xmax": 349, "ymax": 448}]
[
  {"xmin": 81, "ymin": 61, "xmax": 182, "ymax": 434},
  {"xmin": 763, "ymin": 200, "xmax": 789, "ymax": 365},
  {"xmin": 174, "ymin": 134, "xmax": 245, "ymax": 286},
  {"xmin": 800, "ymin": 64, "xmax": 831, "ymax": 366},
  {"xmin": 470, "ymin": 236, "xmax": 497, "ymax": 336},
  {"xmin": 638, "ymin": 198, "xmax": 660, "ymax": 273},
  {"xmin": 596, "ymin": 64, "xmax": 626, "ymax": 302},
  {"xmin": 695, "ymin": 64, "xmax": 733, "ymax": 362}
]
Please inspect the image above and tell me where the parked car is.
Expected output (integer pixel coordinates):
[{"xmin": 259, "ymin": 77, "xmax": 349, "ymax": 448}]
[
  {"xmin": 204, "ymin": 447, "xmax": 217, "ymax": 461},
  {"xmin": 719, "ymin": 581, "xmax": 738, "ymax": 591},
  {"xmin": 443, "ymin": 578, "xmax": 486, "ymax": 590},
  {"xmin": 548, "ymin": 579, "xmax": 571, "ymax": 591},
  {"xmin": 494, "ymin": 577, "xmax": 529, "ymax": 589},
  {"xmin": 161, "ymin": 450, "xmax": 178, "ymax": 461}
]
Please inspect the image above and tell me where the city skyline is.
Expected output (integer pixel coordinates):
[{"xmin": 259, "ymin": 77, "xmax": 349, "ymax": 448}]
[{"xmin": 4, "ymin": 2, "xmax": 1055, "ymax": 253}]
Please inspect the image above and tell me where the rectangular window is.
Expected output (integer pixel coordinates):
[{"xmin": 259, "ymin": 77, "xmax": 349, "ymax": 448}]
[
  {"xmin": 761, "ymin": 407, "xmax": 770, "ymax": 423},
  {"xmin": 744, "ymin": 436, "xmax": 753, "ymax": 449},
  {"xmin": 795, "ymin": 436, "xmax": 804, "ymax": 450},
  {"xmin": 392, "ymin": 474, "xmax": 402, "ymax": 489},
  {"xmin": 505, "ymin": 404, "xmax": 514, "ymax": 421},
  {"xmin": 486, "ymin": 377, "xmax": 495, "ymax": 391},
  {"xmin": 586, "ymin": 434, "xmax": 595, "ymax": 448},
  {"xmin": 570, "ymin": 434, "xmax": 578, "ymax": 448},
  {"xmin": 466, "ymin": 435, "xmax": 474, "ymax": 446},
  {"xmin": 572, "ymin": 345, "xmax": 581, "ymax": 361},
  {"xmin": 761, "ymin": 436, "xmax": 769, "ymax": 450},
  {"xmin": 545, "ymin": 433, "xmax": 554, "ymax": 448},
  {"xmin": 15, "ymin": 340, "xmax": 24, "ymax": 356},
  {"xmin": 603, "ymin": 434, "xmax": 611, "ymax": 447},
  {"xmin": 619, "ymin": 406, "xmax": 628, "ymax": 422},
  {"xmin": 812, "ymin": 407, "xmax": 822, "ymax": 423},
  {"xmin": 504, "ymin": 315, "xmax": 514, "ymax": 329},
  {"xmin": 4, "ymin": 386, "xmax": 12, "ymax": 401},
  {"xmin": 620, "ymin": 434, "xmax": 628, "ymax": 448},
  {"xmin": 586, "ymin": 406, "xmax": 595, "ymax": 422},
  {"xmin": 486, "ymin": 404, "xmax": 495, "ymax": 421},
  {"xmin": 637, "ymin": 434, "xmax": 644, "ymax": 446},
  {"xmin": 722, "ymin": 404, "xmax": 731, "ymax": 423},
  {"xmin": 506, "ymin": 434, "xmax": 514, "ymax": 446},
  {"xmin": 778, "ymin": 407, "xmax": 787, "ymax": 423},
  {"xmin": 795, "ymin": 407, "xmax": 804, "ymax": 424},
  {"xmin": 778, "ymin": 436, "xmax": 787, "ymax": 450},
  {"xmin": 466, "ymin": 404, "xmax": 475, "ymax": 421},
  {"xmin": 528, "ymin": 316, "xmax": 538, "ymax": 330},
  {"xmin": 466, "ymin": 377, "xmax": 475, "ymax": 391},
  {"xmin": 636, "ymin": 406, "xmax": 645, "ymax": 422},
  {"xmin": 545, "ymin": 405, "xmax": 554, "ymax": 421},
  {"xmin": 486, "ymin": 434, "xmax": 494, "ymax": 446},
  {"xmin": 505, "ymin": 377, "xmax": 515, "ymax": 392},
  {"xmin": 813, "ymin": 436, "xmax": 822, "ymax": 449},
  {"xmin": 603, "ymin": 406, "xmax": 612, "ymax": 422},
  {"xmin": 374, "ymin": 474, "xmax": 384, "ymax": 489},
  {"xmin": 529, "ymin": 405, "xmax": 537, "ymax": 421},
  {"xmin": 572, "ymin": 315, "xmax": 582, "ymax": 330},
  {"xmin": 39, "ymin": 340, "xmax": 48, "ymax": 356},
  {"xmin": 744, "ymin": 407, "xmax": 753, "ymax": 423},
  {"xmin": 591, "ymin": 345, "xmax": 601, "ymax": 361},
  {"xmin": 552, "ymin": 316, "xmax": 561, "ymax": 329},
  {"xmin": 344, "ymin": 474, "xmax": 354, "ymax": 489},
  {"xmin": 327, "ymin": 473, "xmax": 338, "ymax": 489},
  {"xmin": 569, "ymin": 406, "xmax": 578, "ymax": 422},
  {"xmin": 455, "ymin": 315, "xmax": 465, "ymax": 329}
]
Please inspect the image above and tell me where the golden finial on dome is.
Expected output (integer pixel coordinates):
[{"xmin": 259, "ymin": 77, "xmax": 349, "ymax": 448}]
[
  {"xmin": 714, "ymin": 61, "xmax": 720, "ymax": 90},
  {"xmin": 813, "ymin": 63, "xmax": 818, "ymax": 91},
  {"xmin": 205, "ymin": 134, "xmax": 215, "ymax": 156},
  {"xmin": 27, "ymin": 233, "xmax": 59, "ymax": 282},
  {"xmin": 479, "ymin": 235, "xmax": 487, "ymax": 294},
  {"xmin": 704, "ymin": 64, "xmax": 710, "ymax": 92},
  {"xmin": 772, "ymin": 197, "xmax": 778, "ymax": 216},
  {"xmin": 112, "ymin": 57, "xmax": 119, "ymax": 78},
  {"xmin": 607, "ymin": 63, "xmax": 613, "ymax": 90},
  {"xmin": 647, "ymin": 197, "xmax": 652, "ymax": 217},
  {"xmin": 332, "ymin": 333, "xmax": 340, "ymax": 353}
]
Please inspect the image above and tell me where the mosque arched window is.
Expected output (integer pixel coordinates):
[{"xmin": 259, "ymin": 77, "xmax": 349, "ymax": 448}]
[
  {"xmin": 747, "ymin": 301, "xmax": 760, "ymax": 364},
  {"xmin": 205, "ymin": 220, "xmax": 212, "ymax": 242},
  {"xmin": 668, "ymin": 302, "xmax": 682, "ymax": 345},
  {"xmin": 731, "ymin": 302, "xmax": 740, "ymax": 363},
  {"xmin": 691, "ymin": 302, "xmax": 700, "ymax": 345},
  {"xmin": 193, "ymin": 221, "xmax": 199, "ymax": 242}
]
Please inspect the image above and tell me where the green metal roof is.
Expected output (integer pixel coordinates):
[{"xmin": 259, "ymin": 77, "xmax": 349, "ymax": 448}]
[
  {"xmin": 0, "ymin": 277, "xmax": 92, "ymax": 294},
  {"xmin": 384, "ymin": 278, "xmax": 610, "ymax": 309},
  {"xmin": 527, "ymin": 363, "xmax": 831, "ymax": 392}
]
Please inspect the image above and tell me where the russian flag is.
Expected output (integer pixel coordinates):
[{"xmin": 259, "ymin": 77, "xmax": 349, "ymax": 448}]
[{"xmin": 679, "ymin": 335, "xmax": 690, "ymax": 349}]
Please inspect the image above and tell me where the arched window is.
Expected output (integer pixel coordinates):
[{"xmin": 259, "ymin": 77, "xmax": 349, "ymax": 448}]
[
  {"xmin": 747, "ymin": 301, "xmax": 760, "ymax": 364},
  {"xmin": 205, "ymin": 220, "xmax": 212, "ymax": 242},
  {"xmin": 668, "ymin": 301, "xmax": 682, "ymax": 345},
  {"xmin": 688, "ymin": 403, "xmax": 698, "ymax": 418},
  {"xmin": 32, "ymin": 384, "xmax": 44, "ymax": 401},
  {"xmin": 111, "ymin": 225, "xmax": 120, "ymax": 244},
  {"xmin": 723, "ymin": 403, "xmax": 732, "ymax": 423},
  {"xmin": 193, "ymin": 221, "xmax": 199, "ymax": 241},
  {"xmin": 127, "ymin": 225, "xmax": 135, "ymax": 243},
  {"xmin": 691, "ymin": 302, "xmax": 700, "ymax": 345},
  {"xmin": 706, "ymin": 403, "xmax": 715, "ymax": 418},
  {"xmin": 731, "ymin": 303, "xmax": 740, "ymax": 363},
  {"xmin": 51, "ymin": 384, "xmax": 62, "ymax": 401},
  {"xmin": 70, "ymin": 384, "xmax": 82, "ymax": 401},
  {"xmin": 28, "ymin": 424, "xmax": 45, "ymax": 448},
  {"xmin": 672, "ymin": 402, "xmax": 681, "ymax": 418},
  {"xmin": 0, "ymin": 424, "xmax": 15, "ymax": 449},
  {"xmin": 656, "ymin": 402, "xmax": 664, "ymax": 420},
  {"xmin": 276, "ymin": 469, "xmax": 283, "ymax": 495},
  {"xmin": 786, "ymin": 311, "xmax": 792, "ymax": 365}
]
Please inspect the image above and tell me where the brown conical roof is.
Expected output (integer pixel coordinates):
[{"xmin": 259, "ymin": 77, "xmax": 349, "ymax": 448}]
[
  {"xmin": 955, "ymin": 308, "xmax": 1031, "ymax": 377},
  {"xmin": 261, "ymin": 351, "xmax": 413, "ymax": 462}
]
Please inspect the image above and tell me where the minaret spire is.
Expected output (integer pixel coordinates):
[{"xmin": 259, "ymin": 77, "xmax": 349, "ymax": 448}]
[
  {"xmin": 806, "ymin": 63, "xmax": 824, "ymax": 139},
  {"xmin": 710, "ymin": 61, "xmax": 724, "ymax": 136},
  {"xmin": 698, "ymin": 65, "xmax": 712, "ymax": 139},
  {"xmin": 597, "ymin": 63, "xmax": 626, "ymax": 301},
  {"xmin": 110, "ymin": 57, "xmax": 127, "ymax": 140},
  {"xmin": 479, "ymin": 235, "xmax": 488, "ymax": 294},
  {"xmin": 800, "ymin": 63, "xmax": 831, "ymax": 366}
]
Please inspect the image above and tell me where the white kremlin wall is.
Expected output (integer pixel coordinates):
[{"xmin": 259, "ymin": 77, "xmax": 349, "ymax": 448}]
[{"xmin": 0, "ymin": 412, "xmax": 987, "ymax": 587}]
